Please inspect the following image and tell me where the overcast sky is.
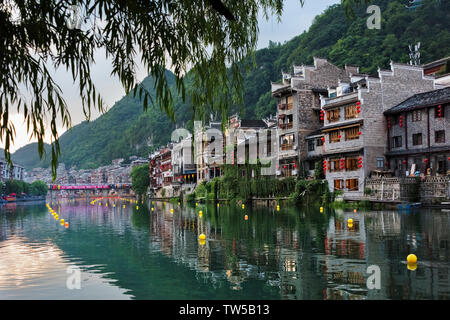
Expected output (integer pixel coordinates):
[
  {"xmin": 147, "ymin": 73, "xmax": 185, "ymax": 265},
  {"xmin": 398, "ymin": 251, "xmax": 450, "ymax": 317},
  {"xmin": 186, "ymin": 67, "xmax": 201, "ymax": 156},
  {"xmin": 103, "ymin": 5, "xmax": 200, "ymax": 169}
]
[{"xmin": 5, "ymin": 0, "xmax": 339, "ymax": 152}]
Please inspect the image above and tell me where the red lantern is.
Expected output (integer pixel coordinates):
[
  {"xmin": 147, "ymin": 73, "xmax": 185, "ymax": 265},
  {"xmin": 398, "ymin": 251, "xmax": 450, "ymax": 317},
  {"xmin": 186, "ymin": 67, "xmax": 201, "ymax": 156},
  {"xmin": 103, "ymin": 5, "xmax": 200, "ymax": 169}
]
[
  {"xmin": 320, "ymin": 109, "xmax": 325, "ymax": 121},
  {"xmin": 356, "ymin": 101, "xmax": 361, "ymax": 113},
  {"xmin": 402, "ymin": 160, "xmax": 407, "ymax": 164},
  {"xmin": 437, "ymin": 105, "xmax": 443, "ymax": 118},
  {"xmin": 293, "ymin": 164, "xmax": 297, "ymax": 168},
  {"xmin": 321, "ymin": 137, "xmax": 325, "ymax": 142},
  {"xmin": 338, "ymin": 135, "xmax": 342, "ymax": 139},
  {"xmin": 283, "ymin": 165, "xmax": 287, "ymax": 169},
  {"xmin": 399, "ymin": 115, "xmax": 403, "ymax": 127},
  {"xmin": 358, "ymin": 131, "xmax": 362, "ymax": 135},
  {"xmin": 424, "ymin": 158, "xmax": 428, "ymax": 163},
  {"xmin": 448, "ymin": 157, "xmax": 450, "ymax": 161}
]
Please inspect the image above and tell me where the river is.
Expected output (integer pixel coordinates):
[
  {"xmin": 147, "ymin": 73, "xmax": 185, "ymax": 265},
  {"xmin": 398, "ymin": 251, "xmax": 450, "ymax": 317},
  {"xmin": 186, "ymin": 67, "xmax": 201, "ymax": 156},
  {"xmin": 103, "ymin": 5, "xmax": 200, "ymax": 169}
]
[{"xmin": 0, "ymin": 199, "xmax": 449, "ymax": 300}]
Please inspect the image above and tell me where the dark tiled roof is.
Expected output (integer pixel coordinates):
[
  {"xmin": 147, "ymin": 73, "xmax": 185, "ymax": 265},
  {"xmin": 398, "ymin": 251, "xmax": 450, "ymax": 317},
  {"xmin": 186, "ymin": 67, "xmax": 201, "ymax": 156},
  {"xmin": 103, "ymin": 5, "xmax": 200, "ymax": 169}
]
[
  {"xmin": 240, "ymin": 119, "xmax": 267, "ymax": 128},
  {"xmin": 306, "ymin": 129, "xmax": 323, "ymax": 138},
  {"xmin": 385, "ymin": 145, "xmax": 450, "ymax": 157},
  {"xmin": 384, "ymin": 87, "xmax": 450, "ymax": 115}
]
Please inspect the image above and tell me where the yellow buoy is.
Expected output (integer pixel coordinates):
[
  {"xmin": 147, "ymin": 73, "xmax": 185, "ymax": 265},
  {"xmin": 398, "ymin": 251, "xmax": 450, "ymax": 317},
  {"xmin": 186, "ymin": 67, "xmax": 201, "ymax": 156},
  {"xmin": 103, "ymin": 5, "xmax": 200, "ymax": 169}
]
[
  {"xmin": 113, "ymin": 204, "xmax": 115, "ymax": 208},
  {"xmin": 348, "ymin": 218, "xmax": 353, "ymax": 224},
  {"xmin": 170, "ymin": 209, "xmax": 174, "ymax": 213},
  {"xmin": 320, "ymin": 207, "xmax": 323, "ymax": 212},
  {"xmin": 242, "ymin": 204, "xmax": 245, "ymax": 209},
  {"xmin": 217, "ymin": 203, "xmax": 220, "ymax": 207},
  {"xmin": 196, "ymin": 202, "xmax": 198, "ymax": 206},
  {"xmin": 136, "ymin": 206, "xmax": 139, "ymax": 210},
  {"xmin": 106, "ymin": 203, "xmax": 108, "ymax": 207},
  {"xmin": 199, "ymin": 233, "xmax": 206, "ymax": 241},
  {"xmin": 407, "ymin": 262, "xmax": 417, "ymax": 271},
  {"xmin": 60, "ymin": 219, "xmax": 64, "ymax": 224},
  {"xmin": 123, "ymin": 205, "xmax": 126, "ymax": 208},
  {"xmin": 407, "ymin": 254, "xmax": 417, "ymax": 264},
  {"xmin": 151, "ymin": 207, "xmax": 154, "ymax": 211},
  {"xmin": 199, "ymin": 239, "xmax": 206, "ymax": 246}
]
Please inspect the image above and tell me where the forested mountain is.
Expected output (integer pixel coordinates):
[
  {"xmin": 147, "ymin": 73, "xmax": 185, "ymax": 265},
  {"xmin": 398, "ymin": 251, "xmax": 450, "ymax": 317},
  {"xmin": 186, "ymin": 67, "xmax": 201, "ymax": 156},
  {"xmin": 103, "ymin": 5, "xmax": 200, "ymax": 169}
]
[{"xmin": 11, "ymin": 0, "xmax": 450, "ymax": 170}]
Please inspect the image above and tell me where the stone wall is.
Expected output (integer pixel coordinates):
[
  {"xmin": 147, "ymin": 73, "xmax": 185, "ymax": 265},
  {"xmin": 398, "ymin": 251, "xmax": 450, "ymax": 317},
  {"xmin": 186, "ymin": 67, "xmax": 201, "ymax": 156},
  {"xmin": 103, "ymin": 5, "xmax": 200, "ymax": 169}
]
[{"xmin": 365, "ymin": 176, "xmax": 450, "ymax": 203}]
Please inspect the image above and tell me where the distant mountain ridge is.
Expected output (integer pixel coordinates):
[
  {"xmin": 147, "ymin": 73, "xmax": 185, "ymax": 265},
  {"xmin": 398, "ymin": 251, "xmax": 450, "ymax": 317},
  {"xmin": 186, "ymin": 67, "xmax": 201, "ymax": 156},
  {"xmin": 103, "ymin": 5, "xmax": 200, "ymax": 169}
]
[{"xmin": 10, "ymin": 0, "xmax": 450, "ymax": 170}]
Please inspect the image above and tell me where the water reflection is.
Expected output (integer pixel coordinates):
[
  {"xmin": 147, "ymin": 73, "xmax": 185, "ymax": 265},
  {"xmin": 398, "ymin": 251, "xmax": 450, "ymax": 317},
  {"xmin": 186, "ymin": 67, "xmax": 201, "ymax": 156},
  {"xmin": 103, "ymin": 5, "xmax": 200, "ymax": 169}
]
[{"xmin": 0, "ymin": 199, "xmax": 449, "ymax": 300}]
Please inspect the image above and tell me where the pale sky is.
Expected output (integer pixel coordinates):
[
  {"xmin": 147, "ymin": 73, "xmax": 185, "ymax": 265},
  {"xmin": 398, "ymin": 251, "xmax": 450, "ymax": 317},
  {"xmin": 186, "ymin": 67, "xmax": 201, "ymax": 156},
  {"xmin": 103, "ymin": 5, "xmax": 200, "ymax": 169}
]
[{"xmin": 4, "ymin": 0, "xmax": 339, "ymax": 152}]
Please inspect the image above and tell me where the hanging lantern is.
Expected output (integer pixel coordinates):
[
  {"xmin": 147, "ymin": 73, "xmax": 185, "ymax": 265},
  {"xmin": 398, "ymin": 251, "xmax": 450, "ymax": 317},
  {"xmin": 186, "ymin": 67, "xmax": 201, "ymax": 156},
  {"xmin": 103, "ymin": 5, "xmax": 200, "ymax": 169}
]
[
  {"xmin": 320, "ymin": 109, "xmax": 325, "ymax": 121},
  {"xmin": 338, "ymin": 134, "xmax": 342, "ymax": 139},
  {"xmin": 402, "ymin": 160, "xmax": 407, "ymax": 164},
  {"xmin": 424, "ymin": 158, "xmax": 428, "ymax": 163},
  {"xmin": 399, "ymin": 115, "xmax": 403, "ymax": 127},
  {"xmin": 437, "ymin": 105, "xmax": 443, "ymax": 118},
  {"xmin": 321, "ymin": 136, "xmax": 325, "ymax": 142},
  {"xmin": 358, "ymin": 131, "xmax": 362, "ymax": 135},
  {"xmin": 356, "ymin": 101, "xmax": 361, "ymax": 113}
]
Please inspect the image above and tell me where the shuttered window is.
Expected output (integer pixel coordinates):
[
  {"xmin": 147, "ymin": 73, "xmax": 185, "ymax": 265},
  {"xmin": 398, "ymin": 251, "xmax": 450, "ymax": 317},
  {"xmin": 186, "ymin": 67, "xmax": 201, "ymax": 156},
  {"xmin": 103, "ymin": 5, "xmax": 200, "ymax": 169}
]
[
  {"xmin": 345, "ymin": 104, "xmax": 358, "ymax": 119},
  {"xmin": 327, "ymin": 108, "xmax": 340, "ymax": 122},
  {"xmin": 345, "ymin": 178, "xmax": 359, "ymax": 191}
]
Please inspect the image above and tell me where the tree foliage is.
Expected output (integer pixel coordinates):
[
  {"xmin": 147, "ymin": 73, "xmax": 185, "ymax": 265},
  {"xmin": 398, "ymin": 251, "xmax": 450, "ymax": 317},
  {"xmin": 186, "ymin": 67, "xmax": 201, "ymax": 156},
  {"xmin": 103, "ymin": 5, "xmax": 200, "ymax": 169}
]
[{"xmin": 131, "ymin": 163, "xmax": 149, "ymax": 196}]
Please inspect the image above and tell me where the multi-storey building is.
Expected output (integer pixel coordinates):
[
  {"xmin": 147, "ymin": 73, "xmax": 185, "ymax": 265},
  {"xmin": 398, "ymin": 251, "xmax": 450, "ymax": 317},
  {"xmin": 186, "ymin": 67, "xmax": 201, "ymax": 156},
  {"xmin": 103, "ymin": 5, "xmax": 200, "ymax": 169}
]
[
  {"xmin": 384, "ymin": 87, "xmax": 450, "ymax": 176},
  {"xmin": 271, "ymin": 57, "xmax": 354, "ymax": 178},
  {"xmin": 172, "ymin": 134, "xmax": 196, "ymax": 185},
  {"xmin": 320, "ymin": 62, "xmax": 435, "ymax": 197},
  {"xmin": 195, "ymin": 121, "xmax": 222, "ymax": 183},
  {"xmin": 0, "ymin": 160, "xmax": 25, "ymax": 182}
]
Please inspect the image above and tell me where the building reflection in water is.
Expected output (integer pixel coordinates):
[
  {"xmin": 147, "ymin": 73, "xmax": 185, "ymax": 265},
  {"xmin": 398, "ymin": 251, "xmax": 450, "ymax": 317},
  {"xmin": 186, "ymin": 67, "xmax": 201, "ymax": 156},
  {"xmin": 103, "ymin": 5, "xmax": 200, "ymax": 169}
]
[{"xmin": 145, "ymin": 203, "xmax": 449, "ymax": 300}]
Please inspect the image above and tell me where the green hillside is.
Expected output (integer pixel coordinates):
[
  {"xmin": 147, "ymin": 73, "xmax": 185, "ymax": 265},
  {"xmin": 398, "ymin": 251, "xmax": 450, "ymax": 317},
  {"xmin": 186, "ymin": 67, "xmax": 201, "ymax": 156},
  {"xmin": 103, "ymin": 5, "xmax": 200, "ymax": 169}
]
[{"xmin": 11, "ymin": 0, "xmax": 450, "ymax": 170}]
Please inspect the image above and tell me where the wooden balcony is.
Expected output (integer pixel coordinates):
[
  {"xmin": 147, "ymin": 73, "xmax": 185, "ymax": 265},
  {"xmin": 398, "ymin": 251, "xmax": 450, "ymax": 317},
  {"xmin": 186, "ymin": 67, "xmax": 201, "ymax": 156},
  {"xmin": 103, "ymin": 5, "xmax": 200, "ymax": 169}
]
[{"xmin": 281, "ymin": 143, "xmax": 294, "ymax": 151}]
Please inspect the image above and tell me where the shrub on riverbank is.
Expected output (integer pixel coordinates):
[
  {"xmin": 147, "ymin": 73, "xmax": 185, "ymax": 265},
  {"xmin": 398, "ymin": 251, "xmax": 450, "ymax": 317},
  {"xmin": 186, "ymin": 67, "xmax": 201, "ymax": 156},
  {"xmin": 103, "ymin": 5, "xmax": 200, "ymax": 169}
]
[
  {"xmin": 0, "ymin": 180, "xmax": 48, "ymax": 197},
  {"xmin": 191, "ymin": 164, "xmax": 332, "ymax": 205}
]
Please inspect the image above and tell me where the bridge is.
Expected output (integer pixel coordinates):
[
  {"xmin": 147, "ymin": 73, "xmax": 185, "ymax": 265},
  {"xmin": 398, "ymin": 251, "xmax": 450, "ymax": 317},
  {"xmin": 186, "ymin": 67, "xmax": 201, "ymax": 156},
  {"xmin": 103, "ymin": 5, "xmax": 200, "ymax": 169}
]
[{"xmin": 48, "ymin": 184, "xmax": 133, "ymax": 199}]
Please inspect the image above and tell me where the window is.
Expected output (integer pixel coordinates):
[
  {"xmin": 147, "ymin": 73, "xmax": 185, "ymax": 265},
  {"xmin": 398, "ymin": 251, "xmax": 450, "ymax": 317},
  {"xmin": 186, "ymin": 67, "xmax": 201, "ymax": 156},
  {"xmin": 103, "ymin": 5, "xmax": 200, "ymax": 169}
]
[
  {"xmin": 307, "ymin": 140, "xmax": 315, "ymax": 151},
  {"xmin": 329, "ymin": 130, "xmax": 341, "ymax": 143},
  {"xmin": 377, "ymin": 157, "xmax": 384, "ymax": 169},
  {"xmin": 334, "ymin": 179, "xmax": 344, "ymax": 190},
  {"xmin": 345, "ymin": 104, "xmax": 358, "ymax": 119},
  {"xmin": 286, "ymin": 95, "xmax": 294, "ymax": 110},
  {"xmin": 317, "ymin": 137, "xmax": 324, "ymax": 146},
  {"xmin": 435, "ymin": 130, "xmax": 445, "ymax": 143},
  {"xmin": 411, "ymin": 110, "xmax": 422, "ymax": 122},
  {"xmin": 345, "ymin": 126, "xmax": 360, "ymax": 140},
  {"xmin": 346, "ymin": 157, "xmax": 359, "ymax": 171},
  {"xmin": 392, "ymin": 136, "xmax": 402, "ymax": 148},
  {"xmin": 330, "ymin": 158, "xmax": 341, "ymax": 172},
  {"xmin": 346, "ymin": 178, "xmax": 359, "ymax": 191},
  {"xmin": 327, "ymin": 108, "xmax": 340, "ymax": 122},
  {"xmin": 412, "ymin": 133, "xmax": 422, "ymax": 146}
]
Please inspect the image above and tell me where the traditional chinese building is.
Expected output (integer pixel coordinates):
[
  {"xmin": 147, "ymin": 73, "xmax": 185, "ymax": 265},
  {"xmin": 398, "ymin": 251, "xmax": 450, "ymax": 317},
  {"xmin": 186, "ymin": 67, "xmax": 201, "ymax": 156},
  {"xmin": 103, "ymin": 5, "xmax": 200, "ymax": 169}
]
[
  {"xmin": 320, "ymin": 62, "xmax": 435, "ymax": 197},
  {"xmin": 271, "ymin": 57, "xmax": 354, "ymax": 178},
  {"xmin": 384, "ymin": 87, "xmax": 450, "ymax": 176}
]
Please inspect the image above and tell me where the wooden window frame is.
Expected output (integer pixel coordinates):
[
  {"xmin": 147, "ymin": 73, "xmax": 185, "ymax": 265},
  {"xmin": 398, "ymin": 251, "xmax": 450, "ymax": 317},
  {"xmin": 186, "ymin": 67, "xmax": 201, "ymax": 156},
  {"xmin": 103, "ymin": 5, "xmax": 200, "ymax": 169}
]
[
  {"xmin": 327, "ymin": 108, "xmax": 340, "ymax": 122},
  {"xmin": 345, "ymin": 126, "xmax": 360, "ymax": 140},
  {"xmin": 329, "ymin": 130, "xmax": 341, "ymax": 143},
  {"xmin": 345, "ymin": 104, "xmax": 358, "ymax": 120}
]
